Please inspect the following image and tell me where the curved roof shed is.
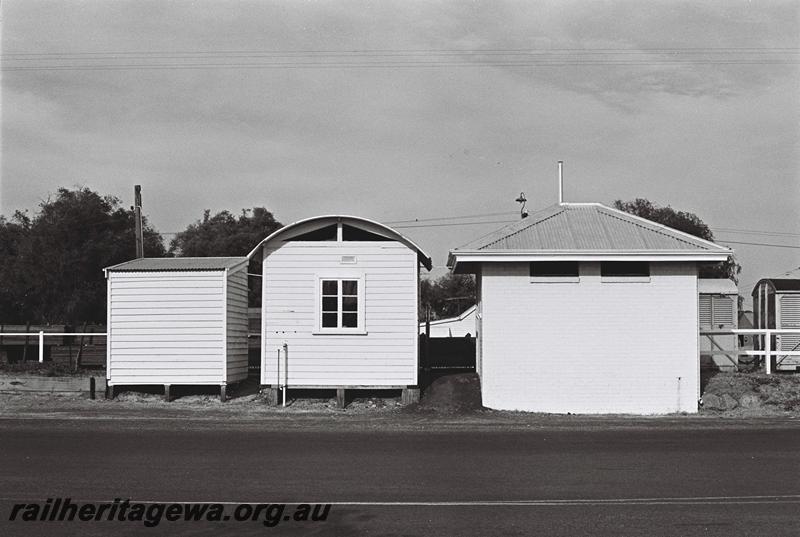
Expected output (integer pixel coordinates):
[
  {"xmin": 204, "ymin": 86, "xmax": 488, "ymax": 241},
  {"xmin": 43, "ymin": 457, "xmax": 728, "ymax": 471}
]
[
  {"xmin": 248, "ymin": 215, "xmax": 432, "ymax": 270},
  {"xmin": 254, "ymin": 215, "xmax": 431, "ymax": 394}
]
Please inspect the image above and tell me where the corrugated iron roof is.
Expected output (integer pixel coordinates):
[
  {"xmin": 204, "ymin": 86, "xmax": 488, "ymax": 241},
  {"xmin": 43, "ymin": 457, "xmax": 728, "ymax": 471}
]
[
  {"xmin": 246, "ymin": 214, "xmax": 433, "ymax": 270},
  {"xmin": 456, "ymin": 203, "xmax": 730, "ymax": 253},
  {"xmin": 762, "ymin": 279, "xmax": 800, "ymax": 292},
  {"xmin": 106, "ymin": 257, "xmax": 248, "ymax": 272},
  {"xmin": 698, "ymin": 279, "xmax": 738, "ymax": 295}
]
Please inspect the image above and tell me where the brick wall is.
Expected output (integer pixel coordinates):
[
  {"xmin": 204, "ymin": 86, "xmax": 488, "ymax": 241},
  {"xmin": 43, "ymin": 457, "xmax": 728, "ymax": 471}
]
[{"xmin": 480, "ymin": 261, "xmax": 699, "ymax": 414}]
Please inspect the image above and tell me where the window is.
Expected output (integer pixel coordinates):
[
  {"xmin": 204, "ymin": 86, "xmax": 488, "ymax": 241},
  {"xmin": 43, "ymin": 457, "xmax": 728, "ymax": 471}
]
[
  {"xmin": 342, "ymin": 225, "xmax": 391, "ymax": 241},
  {"xmin": 530, "ymin": 261, "xmax": 579, "ymax": 282},
  {"xmin": 287, "ymin": 225, "xmax": 337, "ymax": 241},
  {"xmin": 601, "ymin": 261, "xmax": 650, "ymax": 282},
  {"xmin": 316, "ymin": 276, "xmax": 366, "ymax": 333}
]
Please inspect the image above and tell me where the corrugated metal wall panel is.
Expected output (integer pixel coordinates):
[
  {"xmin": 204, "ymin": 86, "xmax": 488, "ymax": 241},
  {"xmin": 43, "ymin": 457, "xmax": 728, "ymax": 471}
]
[
  {"xmin": 226, "ymin": 267, "xmax": 249, "ymax": 382},
  {"xmin": 711, "ymin": 296, "xmax": 734, "ymax": 326},
  {"xmin": 780, "ymin": 295, "xmax": 800, "ymax": 327},
  {"xmin": 699, "ymin": 295, "xmax": 712, "ymax": 327}
]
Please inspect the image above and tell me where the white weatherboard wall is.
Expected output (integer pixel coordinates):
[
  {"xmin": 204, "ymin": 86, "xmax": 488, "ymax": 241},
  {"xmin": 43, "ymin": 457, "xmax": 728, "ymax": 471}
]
[
  {"xmin": 262, "ymin": 241, "xmax": 418, "ymax": 387},
  {"xmin": 108, "ymin": 269, "xmax": 248, "ymax": 385},
  {"xmin": 226, "ymin": 269, "xmax": 249, "ymax": 382},
  {"xmin": 479, "ymin": 262, "xmax": 699, "ymax": 414}
]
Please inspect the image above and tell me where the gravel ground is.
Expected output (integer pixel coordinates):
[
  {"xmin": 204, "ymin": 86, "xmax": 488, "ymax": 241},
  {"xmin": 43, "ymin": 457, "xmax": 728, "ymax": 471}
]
[
  {"xmin": 700, "ymin": 371, "xmax": 800, "ymax": 417},
  {"xmin": 2, "ymin": 373, "xmax": 799, "ymax": 427}
]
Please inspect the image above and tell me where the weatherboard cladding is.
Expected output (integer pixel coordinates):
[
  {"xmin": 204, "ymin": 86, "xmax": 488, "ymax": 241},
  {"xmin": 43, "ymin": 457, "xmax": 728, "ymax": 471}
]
[
  {"xmin": 107, "ymin": 262, "xmax": 249, "ymax": 386},
  {"xmin": 457, "ymin": 204, "xmax": 721, "ymax": 252},
  {"xmin": 106, "ymin": 257, "xmax": 247, "ymax": 272}
]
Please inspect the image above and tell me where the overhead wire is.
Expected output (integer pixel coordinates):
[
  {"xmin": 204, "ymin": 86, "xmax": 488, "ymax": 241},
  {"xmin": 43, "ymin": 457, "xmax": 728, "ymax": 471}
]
[
  {"xmin": 4, "ymin": 46, "xmax": 799, "ymax": 55},
  {"xmin": 3, "ymin": 46, "xmax": 798, "ymax": 71},
  {"xmin": 716, "ymin": 240, "xmax": 800, "ymax": 249},
  {"xmin": 737, "ymin": 266, "xmax": 800, "ymax": 292}
]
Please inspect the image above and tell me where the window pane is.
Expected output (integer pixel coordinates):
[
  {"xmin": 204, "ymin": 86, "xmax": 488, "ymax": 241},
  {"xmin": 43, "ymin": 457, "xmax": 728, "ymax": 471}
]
[
  {"xmin": 530, "ymin": 261, "xmax": 579, "ymax": 277},
  {"xmin": 288, "ymin": 225, "xmax": 337, "ymax": 241},
  {"xmin": 342, "ymin": 313, "xmax": 358, "ymax": 328},
  {"xmin": 322, "ymin": 313, "xmax": 338, "ymax": 328},
  {"xmin": 322, "ymin": 297, "xmax": 338, "ymax": 311},
  {"xmin": 601, "ymin": 261, "xmax": 649, "ymax": 277},
  {"xmin": 341, "ymin": 280, "xmax": 358, "ymax": 295},
  {"xmin": 322, "ymin": 280, "xmax": 338, "ymax": 295},
  {"xmin": 342, "ymin": 297, "xmax": 357, "ymax": 312}
]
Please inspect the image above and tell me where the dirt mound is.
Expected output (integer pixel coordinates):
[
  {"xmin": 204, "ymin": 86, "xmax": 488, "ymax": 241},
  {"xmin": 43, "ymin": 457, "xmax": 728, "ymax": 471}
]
[
  {"xmin": 701, "ymin": 372, "xmax": 800, "ymax": 415},
  {"xmin": 409, "ymin": 373, "xmax": 484, "ymax": 414}
]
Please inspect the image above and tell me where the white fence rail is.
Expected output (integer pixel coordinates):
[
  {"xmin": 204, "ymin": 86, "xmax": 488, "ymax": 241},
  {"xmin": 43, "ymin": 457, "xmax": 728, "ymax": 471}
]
[
  {"xmin": 700, "ymin": 329, "xmax": 800, "ymax": 374},
  {"xmin": 0, "ymin": 332, "xmax": 107, "ymax": 363}
]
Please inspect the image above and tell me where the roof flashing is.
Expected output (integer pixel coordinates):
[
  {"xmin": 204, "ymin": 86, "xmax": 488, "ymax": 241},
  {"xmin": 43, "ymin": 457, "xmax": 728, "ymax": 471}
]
[
  {"xmin": 247, "ymin": 214, "xmax": 432, "ymax": 270},
  {"xmin": 105, "ymin": 256, "xmax": 248, "ymax": 272}
]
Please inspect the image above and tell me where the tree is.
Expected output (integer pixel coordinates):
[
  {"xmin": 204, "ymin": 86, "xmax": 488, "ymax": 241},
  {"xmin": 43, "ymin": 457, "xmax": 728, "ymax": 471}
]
[
  {"xmin": 169, "ymin": 207, "xmax": 282, "ymax": 306},
  {"xmin": 0, "ymin": 212, "xmax": 32, "ymax": 319},
  {"xmin": 420, "ymin": 273, "xmax": 476, "ymax": 321},
  {"xmin": 168, "ymin": 207, "xmax": 281, "ymax": 257},
  {"xmin": 0, "ymin": 187, "xmax": 165, "ymax": 324},
  {"xmin": 613, "ymin": 198, "xmax": 741, "ymax": 281}
]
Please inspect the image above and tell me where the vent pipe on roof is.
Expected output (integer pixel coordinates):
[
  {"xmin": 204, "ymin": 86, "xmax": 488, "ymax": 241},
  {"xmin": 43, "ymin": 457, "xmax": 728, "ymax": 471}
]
[{"xmin": 558, "ymin": 161, "xmax": 564, "ymax": 205}]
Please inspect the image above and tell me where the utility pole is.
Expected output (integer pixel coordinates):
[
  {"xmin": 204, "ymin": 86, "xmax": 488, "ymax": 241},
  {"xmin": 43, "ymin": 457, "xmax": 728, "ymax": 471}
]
[{"xmin": 134, "ymin": 185, "xmax": 144, "ymax": 258}]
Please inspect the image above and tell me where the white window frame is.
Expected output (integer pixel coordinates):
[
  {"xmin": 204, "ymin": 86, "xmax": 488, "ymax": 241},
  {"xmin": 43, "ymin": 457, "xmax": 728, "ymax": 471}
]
[{"xmin": 313, "ymin": 273, "xmax": 367, "ymax": 335}]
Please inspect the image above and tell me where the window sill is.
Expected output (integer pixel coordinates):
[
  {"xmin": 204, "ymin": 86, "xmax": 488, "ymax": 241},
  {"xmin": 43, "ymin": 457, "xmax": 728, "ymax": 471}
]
[
  {"xmin": 312, "ymin": 329, "xmax": 368, "ymax": 336},
  {"xmin": 601, "ymin": 277, "xmax": 651, "ymax": 283},
  {"xmin": 530, "ymin": 277, "xmax": 580, "ymax": 283}
]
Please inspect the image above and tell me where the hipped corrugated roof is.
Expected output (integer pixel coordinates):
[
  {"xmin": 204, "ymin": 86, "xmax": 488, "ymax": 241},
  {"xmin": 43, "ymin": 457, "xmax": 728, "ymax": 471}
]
[
  {"xmin": 106, "ymin": 257, "xmax": 248, "ymax": 272},
  {"xmin": 457, "ymin": 203, "xmax": 730, "ymax": 252}
]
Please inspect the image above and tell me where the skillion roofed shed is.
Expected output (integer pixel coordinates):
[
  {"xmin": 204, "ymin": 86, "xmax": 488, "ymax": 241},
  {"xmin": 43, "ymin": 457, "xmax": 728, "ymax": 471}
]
[{"xmin": 104, "ymin": 256, "xmax": 249, "ymax": 400}]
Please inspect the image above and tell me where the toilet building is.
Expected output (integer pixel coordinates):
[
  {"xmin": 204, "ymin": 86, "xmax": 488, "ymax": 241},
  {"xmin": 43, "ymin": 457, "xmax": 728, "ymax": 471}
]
[{"xmin": 449, "ymin": 202, "xmax": 733, "ymax": 414}]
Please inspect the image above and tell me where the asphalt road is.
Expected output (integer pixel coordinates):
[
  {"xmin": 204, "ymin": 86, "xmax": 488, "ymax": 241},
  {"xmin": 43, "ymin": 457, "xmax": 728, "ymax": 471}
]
[{"xmin": 0, "ymin": 417, "xmax": 798, "ymax": 536}]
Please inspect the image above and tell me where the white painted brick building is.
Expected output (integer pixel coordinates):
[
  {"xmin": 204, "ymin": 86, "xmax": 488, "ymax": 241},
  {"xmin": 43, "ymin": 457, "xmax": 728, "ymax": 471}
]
[{"xmin": 448, "ymin": 202, "xmax": 733, "ymax": 414}]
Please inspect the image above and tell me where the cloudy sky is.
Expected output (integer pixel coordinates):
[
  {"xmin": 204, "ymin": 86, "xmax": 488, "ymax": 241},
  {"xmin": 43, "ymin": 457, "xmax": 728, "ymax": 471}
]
[{"xmin": 2, "ymin": 0, "xmax": 798, "ymax": 300}]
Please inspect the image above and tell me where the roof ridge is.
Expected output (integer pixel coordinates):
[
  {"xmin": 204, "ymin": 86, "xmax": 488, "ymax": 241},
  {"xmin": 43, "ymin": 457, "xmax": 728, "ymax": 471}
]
[
  {"xmin": 597, "ymin": 209, "xmax": 710, "ymax": 250},
  {"xmin": 479, "ymin": 206, "xmax": 565, "ymax": 250},
  {"xmin": 597, "ymin": 204, "xmax": 728, "ymax": 251}
]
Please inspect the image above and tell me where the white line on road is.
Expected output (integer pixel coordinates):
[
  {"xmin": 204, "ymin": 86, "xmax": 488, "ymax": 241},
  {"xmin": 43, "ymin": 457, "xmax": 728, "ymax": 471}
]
[{"xmin": 2, "ymin": 495, "xmax": 799, "ymax": 506}]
